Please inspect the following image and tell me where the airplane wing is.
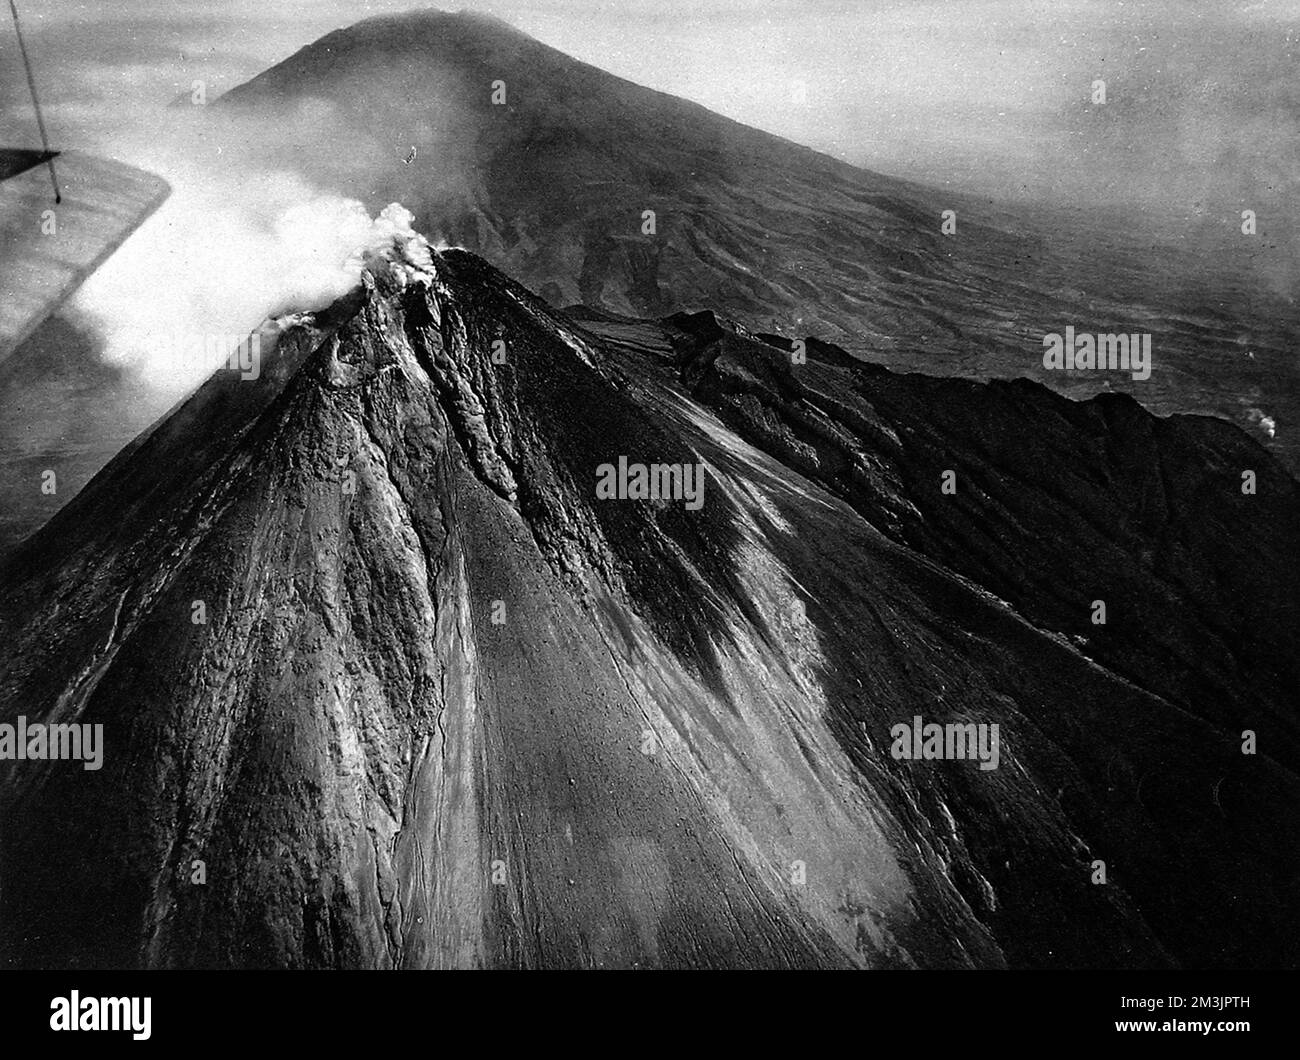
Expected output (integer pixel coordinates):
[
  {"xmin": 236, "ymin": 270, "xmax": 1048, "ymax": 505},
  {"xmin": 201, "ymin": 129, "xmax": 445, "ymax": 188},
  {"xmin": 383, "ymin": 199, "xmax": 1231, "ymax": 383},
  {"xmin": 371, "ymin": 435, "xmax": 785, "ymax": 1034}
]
[{"xmin": 0, "ymin": 148, "xmax": 170, "ymax": 363}]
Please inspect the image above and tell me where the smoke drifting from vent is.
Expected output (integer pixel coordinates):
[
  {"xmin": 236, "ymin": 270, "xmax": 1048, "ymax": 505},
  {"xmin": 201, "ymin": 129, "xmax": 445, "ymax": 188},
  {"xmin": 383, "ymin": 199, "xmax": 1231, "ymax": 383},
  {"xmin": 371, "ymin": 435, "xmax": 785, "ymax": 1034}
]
[{"xmin": 72, "ymin": 160, "xmax": 426, "ymax": 393}]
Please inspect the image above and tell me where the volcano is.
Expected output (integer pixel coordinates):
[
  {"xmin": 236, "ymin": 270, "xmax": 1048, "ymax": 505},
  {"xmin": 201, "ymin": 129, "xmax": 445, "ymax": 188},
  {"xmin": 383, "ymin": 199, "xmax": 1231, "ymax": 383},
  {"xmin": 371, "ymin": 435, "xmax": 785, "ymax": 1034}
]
[{"xmin": 1, "ymin": 221, "xmax": 1295, "ymax": 969}]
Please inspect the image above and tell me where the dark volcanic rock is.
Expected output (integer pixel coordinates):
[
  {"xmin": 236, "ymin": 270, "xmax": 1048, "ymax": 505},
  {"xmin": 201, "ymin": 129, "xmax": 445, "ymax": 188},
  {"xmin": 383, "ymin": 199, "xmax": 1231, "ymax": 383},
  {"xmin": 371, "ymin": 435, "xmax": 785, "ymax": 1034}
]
[{"xmin": 0, "ymin": 235, "xmax": 1296, "ymax": 969}]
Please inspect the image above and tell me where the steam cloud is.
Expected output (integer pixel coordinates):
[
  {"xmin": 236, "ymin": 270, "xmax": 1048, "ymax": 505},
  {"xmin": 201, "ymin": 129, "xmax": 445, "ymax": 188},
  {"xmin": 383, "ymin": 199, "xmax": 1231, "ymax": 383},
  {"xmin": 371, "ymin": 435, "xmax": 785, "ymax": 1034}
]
[{"xmin": 72, "ymin": 162, "xmax": 425, "ymax": 393}]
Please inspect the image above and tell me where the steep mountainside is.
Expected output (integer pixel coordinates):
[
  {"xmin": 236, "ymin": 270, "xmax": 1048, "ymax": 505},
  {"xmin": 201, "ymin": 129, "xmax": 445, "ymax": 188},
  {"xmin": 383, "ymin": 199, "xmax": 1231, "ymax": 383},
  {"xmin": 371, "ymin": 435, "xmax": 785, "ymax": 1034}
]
[{"xmin": 1, "ymin": 229, "xmax": 1295, "ymax": 969}]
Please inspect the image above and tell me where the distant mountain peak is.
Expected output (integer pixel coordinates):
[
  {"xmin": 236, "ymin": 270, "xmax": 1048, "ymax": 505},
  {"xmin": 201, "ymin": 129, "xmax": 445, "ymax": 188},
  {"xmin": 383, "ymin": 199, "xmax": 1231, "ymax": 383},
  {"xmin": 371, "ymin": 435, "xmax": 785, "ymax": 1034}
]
[{"xmin": 203, "ymin": 10, "xmax": 1299, "ymax": 473}]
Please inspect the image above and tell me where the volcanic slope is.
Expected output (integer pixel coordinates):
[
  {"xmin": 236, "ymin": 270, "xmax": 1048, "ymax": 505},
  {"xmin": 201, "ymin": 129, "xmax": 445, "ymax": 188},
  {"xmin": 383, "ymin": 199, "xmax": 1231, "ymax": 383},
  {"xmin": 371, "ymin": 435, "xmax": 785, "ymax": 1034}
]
[{"xmin": 0, "ymin": 232, "xmax": 1296, "ymax": 969}]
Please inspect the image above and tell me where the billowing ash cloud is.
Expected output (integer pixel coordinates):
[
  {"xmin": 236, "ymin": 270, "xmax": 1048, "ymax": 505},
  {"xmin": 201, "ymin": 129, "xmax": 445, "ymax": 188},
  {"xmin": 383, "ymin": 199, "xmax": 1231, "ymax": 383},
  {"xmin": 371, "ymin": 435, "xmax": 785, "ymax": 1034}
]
[{"xmin": 71, "ymin": 163, "xmax": 429, "ymax": 393}]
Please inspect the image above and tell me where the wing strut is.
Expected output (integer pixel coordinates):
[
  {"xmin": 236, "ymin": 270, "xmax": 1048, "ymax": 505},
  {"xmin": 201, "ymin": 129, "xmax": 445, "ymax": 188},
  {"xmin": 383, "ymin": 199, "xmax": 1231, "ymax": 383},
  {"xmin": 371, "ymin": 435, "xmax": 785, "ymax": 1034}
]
[{"xmin": 7, "ymin": 0, "xmax": 60, "ymax": 202}]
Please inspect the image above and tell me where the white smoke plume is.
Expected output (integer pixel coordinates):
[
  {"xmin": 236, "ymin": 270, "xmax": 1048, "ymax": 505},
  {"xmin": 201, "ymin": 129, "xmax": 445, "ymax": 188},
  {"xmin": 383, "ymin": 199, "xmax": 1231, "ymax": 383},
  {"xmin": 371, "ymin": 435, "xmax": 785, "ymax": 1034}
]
[{"xmin": 72, "ymin": 163, "xmax": 425, "ymax": 393}]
